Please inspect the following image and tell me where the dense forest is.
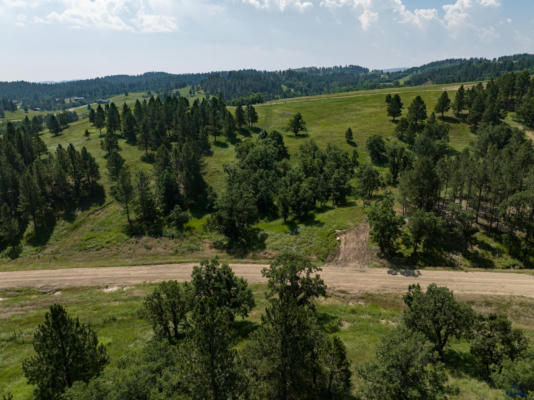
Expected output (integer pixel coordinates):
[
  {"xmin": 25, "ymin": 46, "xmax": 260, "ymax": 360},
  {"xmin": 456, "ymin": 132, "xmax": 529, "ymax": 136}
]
[
  {"xmin": 2, "ymin": 54, "xmax": 534, "ymax": 110},
  {"xmin": 403, "ymin": 54, "xmax": 534, "ymax": 86},
  {"xmin": 365, "ymin": 69, "xmax": 534, "ymax": 266},
  {"xmin": 12, "ymin": 255, "xmax": 534, "ymax": 400}
]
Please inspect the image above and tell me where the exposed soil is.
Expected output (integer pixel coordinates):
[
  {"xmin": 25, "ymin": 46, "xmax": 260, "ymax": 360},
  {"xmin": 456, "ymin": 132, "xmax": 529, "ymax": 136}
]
[
  {"xmin": 329, "ymin": 223, "xmax": 371, "ymax": 267},
  {"xmin": 1, "ymin": 264, "xmax": 534, "ymax": 298}
]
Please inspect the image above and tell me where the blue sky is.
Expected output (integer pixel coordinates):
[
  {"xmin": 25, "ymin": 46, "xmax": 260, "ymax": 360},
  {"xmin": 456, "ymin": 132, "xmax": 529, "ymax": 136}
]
[{"xmin": 1, "ymin": 0, "xmax": 533, "ymax": 82}]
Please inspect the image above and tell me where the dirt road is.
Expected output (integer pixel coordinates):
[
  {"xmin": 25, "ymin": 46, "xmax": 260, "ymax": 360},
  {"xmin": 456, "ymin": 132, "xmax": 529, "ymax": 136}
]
[{"xmin": 1, "ymin": 264, "xmax": 534, "ymax": 297}]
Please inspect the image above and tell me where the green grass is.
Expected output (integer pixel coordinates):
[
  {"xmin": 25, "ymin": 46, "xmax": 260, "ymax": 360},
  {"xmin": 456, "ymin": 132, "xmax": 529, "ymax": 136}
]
[
  {"xmin": 1, "ymin": 285, "xmax": 532, "ymax": 399},
  {"xmin": 0, "ymin": 82, "xmax": 488, "ymax": 270}
]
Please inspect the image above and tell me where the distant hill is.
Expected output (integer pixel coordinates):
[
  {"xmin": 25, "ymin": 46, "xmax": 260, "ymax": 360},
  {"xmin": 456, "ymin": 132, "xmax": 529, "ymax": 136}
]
[{"xmin": 2, "ymin": 54, "xmax": 534, "ymax": 110}]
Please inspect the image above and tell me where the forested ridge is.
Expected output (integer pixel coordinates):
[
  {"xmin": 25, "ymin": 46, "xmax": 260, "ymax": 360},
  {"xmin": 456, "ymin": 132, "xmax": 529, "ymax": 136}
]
[{"xmin": 3, "ymin": 54, "xmax": 534, "ymax": 110}]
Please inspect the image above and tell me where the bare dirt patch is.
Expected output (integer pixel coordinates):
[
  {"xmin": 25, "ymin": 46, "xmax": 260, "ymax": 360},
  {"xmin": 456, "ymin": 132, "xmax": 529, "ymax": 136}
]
[
  {"xmin": 328, "ymin": 223, "xmax": 371, "ymax": 268},
  {"xmin": 442, "ymin": 83, "xmax": 478, "ymax": 91}
]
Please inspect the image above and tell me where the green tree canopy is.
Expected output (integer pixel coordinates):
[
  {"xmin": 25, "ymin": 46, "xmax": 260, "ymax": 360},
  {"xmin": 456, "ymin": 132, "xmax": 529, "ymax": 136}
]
[
  {"xmin": 403, "ymin": 283, "xmax": 475, "ymax": 359},
  {"xmin": 23, "ymin": 304, "xmax": 108, "ymax": 400}
]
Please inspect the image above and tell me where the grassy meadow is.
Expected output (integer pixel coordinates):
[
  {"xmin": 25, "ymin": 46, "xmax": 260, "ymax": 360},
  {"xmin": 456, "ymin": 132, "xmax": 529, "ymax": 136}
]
[
  {"xmin": 1, "ymin": 81, "xmax": 525, "ymax": 270},
  {"xmin": 1, "ymin": 283, "xmax": 533, "ymax": 400}
]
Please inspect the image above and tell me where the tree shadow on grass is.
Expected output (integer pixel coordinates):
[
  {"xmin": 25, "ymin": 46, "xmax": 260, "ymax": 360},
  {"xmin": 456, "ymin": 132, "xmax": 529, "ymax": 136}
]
[
  {"xmin": 289, "ymin": 132, "xmax": 310, "ymax": 139},
  {"xmin": 317, "ymin": 312, "xmax": 342, "ymax": 334},
  {"xmin": 213, "ymin": 140, "xmax": 229, "ymax": 148},
  {"xmin": 233, "ymin": 320, "xmax": 260, "ymax": 340},
  {"xmin": 226, "ymin": 228, "xmax": 267, "ymax": 258},
  {"xmin": 26, "ymin": 218, "xmax": 56, "ymax": 247},
  {"xmin": 238, "ymin": 128, "xmax": 251, "ymax": 137},
  {"xmin": 444, "ymin": 349, "xmax": 481, "ymax": 381},
  {"xmin": 440, "ymin": 116, "xmax": 461, "ymax": 124},
  {"xmin": 299, "ymin": 213, "xmax": 324, "ymax": 228},
  {"xmin": 463, "ymin": 248, "xmax": 495, "ymax": 269}
]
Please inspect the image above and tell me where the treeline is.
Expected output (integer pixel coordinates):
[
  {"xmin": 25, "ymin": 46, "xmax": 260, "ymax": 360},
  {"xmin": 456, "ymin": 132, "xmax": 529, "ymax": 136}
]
[
  {"xmin": 16, "ymin": 255, "xmax": 534, "ymax": 400},
  {"xmin": 200, "ymin": 66, "xmax": 379, "ymax": 103},
  {"xmin": 5, "ymin": 54, "xmax": 534, "ymax": 110},
  {"xmin": 0, "ymin": 72, "xmax": 206, "ymax": 111},
  {"xmin": 92, "ymin": 96, "xmax": 243, "ymax": 236},
  {"xmin": 0, "ymin": 122, "xmax": 101, "ymax": 253},
  {"xmin": 404, "ymin": 54, "xmax": 534, "ymax": 85},
  {"xmin": 367, "ymin": 71, "xmax": 534, "ymax": 266}
]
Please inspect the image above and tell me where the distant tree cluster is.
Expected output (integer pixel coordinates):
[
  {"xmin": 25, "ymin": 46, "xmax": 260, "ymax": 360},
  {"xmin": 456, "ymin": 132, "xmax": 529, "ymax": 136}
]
[
  {"xmin": 0, "ymin": 98, "xmax": 17, "ymax": 118},
  {"xmin": 0, "ymin": 122, "xmax": 101, "ymax": 254},
  {"xmin": 95, "ymin": 96, "xmax": 234, "ymax": 235},
  {"xmin": 45, "ymin": 110, "xmax": 79, "ymax": 136}
]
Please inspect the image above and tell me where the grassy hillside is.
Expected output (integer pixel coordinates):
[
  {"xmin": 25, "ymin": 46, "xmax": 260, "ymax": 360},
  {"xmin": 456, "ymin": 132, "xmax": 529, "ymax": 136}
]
[
  {"xmin": 0, "ymin": 82, "xmax": 512, "ymax": 271},
  {"xmin": 1, "ymin": 284, "xmax": 532, "ymax": 399}
]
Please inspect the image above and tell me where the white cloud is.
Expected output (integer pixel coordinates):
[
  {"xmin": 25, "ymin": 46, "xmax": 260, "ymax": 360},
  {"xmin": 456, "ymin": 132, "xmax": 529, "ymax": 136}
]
[
  {"xmin": 319, "ymin": 0, "xmax": 437, "ymax": 30},
  {"xmin": 15, "ymin": 12, "xmax": 26, "ymax": 26},
  {"xmin": 358, "ymin": 8, "xmax": 377, "ymax": 31},
  {"xmin": 443, "ymin": 0, "xmax": 502, "ymax": 37},
  {"xmin": 390, "ymin": 0, "xmax": 437, "ymax": 27},
  {"xmin": 479, "ymin": 0, "xmax": 500, "ymax": 6},
  {"xmin": 134, "ymin": 11, "xmax": 177, "ymax": 33},
  {"xmin": 10, "ymin": 0, "xmax": 178, "ymax": 32},
  {"xmin": 242, "ymin": 0, "xmax": 313, "ymax": 12}
]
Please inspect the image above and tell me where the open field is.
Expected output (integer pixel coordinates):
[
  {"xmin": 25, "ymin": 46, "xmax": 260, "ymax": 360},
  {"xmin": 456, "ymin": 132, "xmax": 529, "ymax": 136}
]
[
  {"xmin": 2, "ymin": 81, "xmax": 530, "ymax": 271},
  {"xmin": 2, "ymin": 281, "xmax": 533, "ymax": 400}
]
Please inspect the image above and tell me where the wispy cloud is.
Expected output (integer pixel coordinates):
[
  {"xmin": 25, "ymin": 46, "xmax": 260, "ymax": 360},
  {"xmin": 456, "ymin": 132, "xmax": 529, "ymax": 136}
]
[
  {"xmin": 6, "ymin": 0, "xmax": 179, "ymax": 32},
  {"xmin": 242, "ymin": 0, "xmax": 313, "ymax": 12}
]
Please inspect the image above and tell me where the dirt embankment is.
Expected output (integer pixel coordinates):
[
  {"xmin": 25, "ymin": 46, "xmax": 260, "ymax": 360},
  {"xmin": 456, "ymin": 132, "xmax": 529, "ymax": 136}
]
[{"xmin": 328, "ymin": 223, "xmax": 372, "ymax": 267}]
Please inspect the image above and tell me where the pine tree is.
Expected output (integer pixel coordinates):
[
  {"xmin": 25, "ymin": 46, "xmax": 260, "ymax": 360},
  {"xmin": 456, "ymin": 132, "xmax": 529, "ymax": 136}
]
[
  {"xmin": 287, "ymin": 112, "xmax": 307, "ymax": 136},
  {"xmin": 345, "ymin": 127, "xmax": 354, "ymax": 143},
  {"xmin": 246, "ymin": 104, "xmax": 258, "ymax": 128},
  {"xmin": 18, "ymin": 171, "xmax": 45, "ymax": 232},
  {"xmin": 387, "ymin": 94, "xmax": 403, "ymax": 121},
  {"xmin": 94, "ymin": 105, "xmax": 106, "ymax": 136},
  {"xmin": 106, "ymin": 103, "xmax": 121, "ymax": 134},
  {"xmin": 235, "ymin": 105, "xmax": 246, "ymax": 129},
  {"xmin": 88, "ymin": 106, "xmax": 95, "ymax": 124},
  {"xmin": 134, "ymin": 171, "xmax": 160, "ymax": 234},
  {"xmin": 31, "ymin": 116, "xmax": 43, "ymax": 135},
  {"xmin": 452, "ymin": 85, "xmax": 465, "ymax": 116},
  {"xmin": 106, "ymin": 149, "xmax": 125, "ymax": 181},
  {"xmin": 22, "ymin": 304, "xmax": 108, "ymax": 400},
  {"xmin": 113, "ymin": 167, "xmax": 134, "ymax": 224},
  {"xmin": 407, "ymin": 96, "xmax": 427, "ymax": 127},
  {"xmin": 101, "ymin": 130, "xmax": 119, "ymax": 157},
  {"xmin": 435, "ymin": 91, "xmax": 451, "ymax": 119},
  {"xmin": 47, "ymin": 115, "xmax": 61, "ymax": 136}
]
